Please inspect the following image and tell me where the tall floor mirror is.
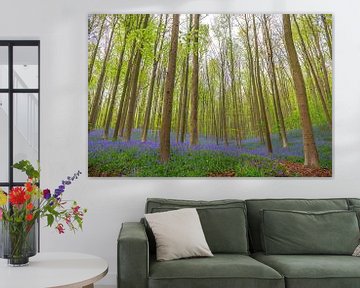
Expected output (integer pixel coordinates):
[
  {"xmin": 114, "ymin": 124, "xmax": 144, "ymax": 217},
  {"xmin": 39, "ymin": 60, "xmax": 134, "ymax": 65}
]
[{"xmin": 0, "ymin": 40, "xmax": 40, "ymax": 250}]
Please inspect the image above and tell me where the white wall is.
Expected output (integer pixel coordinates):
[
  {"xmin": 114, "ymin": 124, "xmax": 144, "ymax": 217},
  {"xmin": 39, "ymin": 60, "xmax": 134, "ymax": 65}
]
[{"xmin": 1, "ymin": 0, "xmax": 360, "ymax": 285}]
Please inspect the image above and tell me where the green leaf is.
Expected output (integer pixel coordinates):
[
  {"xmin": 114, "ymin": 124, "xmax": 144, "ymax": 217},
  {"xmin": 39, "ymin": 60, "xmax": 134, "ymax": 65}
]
[{"xmin": 47, "ymin": 214, "xmax": 55, "ymax": 227}]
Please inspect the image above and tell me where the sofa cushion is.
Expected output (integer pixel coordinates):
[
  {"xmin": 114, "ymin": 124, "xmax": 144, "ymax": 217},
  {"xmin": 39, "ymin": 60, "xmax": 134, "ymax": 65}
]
[
  {"xmin": 145, "ymin": 208, "xmax": 213, "ymax": 261},
  {"xmin": 246, "ymin": 198, "xmax": 349, "ymax": 252},
  {"xmin": 149, "ymin": 254, "xmax": 284, "ymax": 288},
  {"xmin": 253, "ymin": 252, "xmax": 360, "ymax": 288},
  {"xmin": 261, "ymin": 209, "xmax": 359, "ymax": 255},
  {"xmin": 146, "ymin": 198, "xmax": 249, "ymax": 254}
]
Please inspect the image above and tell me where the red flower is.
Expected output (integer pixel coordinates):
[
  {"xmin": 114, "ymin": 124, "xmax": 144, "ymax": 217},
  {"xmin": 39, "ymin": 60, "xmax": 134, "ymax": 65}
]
[
  {"xmin": 24, "ymin": 193, "xmax": 31, "ymax": 201},
  {"xmin": 56, "ymin": 223, "xmax": 65, "ymax": 234},
  {"xmin": 26, "ymin": 214, "xmax": 33, "ymax": 221},
  {"xmin": 9, "ymin": 187, "xmax": 26, "ymax": 205},
  {"xmin": 72, "ymin": 205, "xmax": 80, "ymax": 215},
  {"xmin": 26, "ymin": 203, "xmax": 34, "ymax": 210},
  {"xmin": 65, "ymin": 214, "xmax": 71, "ymax": 225}
]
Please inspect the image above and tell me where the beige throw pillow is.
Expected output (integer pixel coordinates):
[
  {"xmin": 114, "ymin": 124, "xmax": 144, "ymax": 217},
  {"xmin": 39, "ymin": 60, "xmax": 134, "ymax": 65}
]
[
  {"xmin": 145, "ymin": 208, "xmax": 213, "ymax": 261},
  {"xmin": 353, "ymin": 244, "xmax": 360, "ymax": 256}
]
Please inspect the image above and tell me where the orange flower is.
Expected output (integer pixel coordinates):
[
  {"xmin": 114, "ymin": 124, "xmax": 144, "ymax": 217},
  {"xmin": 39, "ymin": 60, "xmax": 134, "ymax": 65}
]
[
  {"xmin": 26, "ymin": 203, "xmax": 34, "ymax": 210},
  {"xmin": 26, "ymin": 214, "xmax": 33, "ymax": 221},
  {"xmin": 24, "ymin": 193, "xmax": 31, "ymax": 200},
  {"xmin": 25, "ymin": 182, "xmax": 33, "ymax": 192}
]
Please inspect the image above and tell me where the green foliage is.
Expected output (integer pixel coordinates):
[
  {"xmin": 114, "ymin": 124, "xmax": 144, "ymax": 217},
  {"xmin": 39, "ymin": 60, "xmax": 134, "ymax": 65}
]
[
  {"xmin": 89, "ymin": 148, "xmax": 287, "ymax": 177},
  {"xmin": 13, "ymin": 160, "xmax": 40, "ymax": 180}
]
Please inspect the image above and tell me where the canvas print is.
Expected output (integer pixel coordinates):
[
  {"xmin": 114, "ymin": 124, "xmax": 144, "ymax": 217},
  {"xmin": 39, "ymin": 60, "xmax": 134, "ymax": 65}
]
[{"xmin": 88, "ymin": 14, "xmax": 332, "ymax": 177}]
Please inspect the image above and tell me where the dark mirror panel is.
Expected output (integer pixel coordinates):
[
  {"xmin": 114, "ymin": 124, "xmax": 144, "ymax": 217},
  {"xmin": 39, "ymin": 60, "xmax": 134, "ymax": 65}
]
[
  {"xmin": 0, "ymin": 93, "xmax": 9, "ymax": 182},
  {"xmin": 0, "ymin": 46, "xmax": 8, "ymax": 89}
]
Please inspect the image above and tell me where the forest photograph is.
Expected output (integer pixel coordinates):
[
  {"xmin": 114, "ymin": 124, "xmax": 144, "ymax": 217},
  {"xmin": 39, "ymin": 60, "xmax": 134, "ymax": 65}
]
[{"xmin": 88, "ymin": 14, "xmax": 332, "ymax": 177}]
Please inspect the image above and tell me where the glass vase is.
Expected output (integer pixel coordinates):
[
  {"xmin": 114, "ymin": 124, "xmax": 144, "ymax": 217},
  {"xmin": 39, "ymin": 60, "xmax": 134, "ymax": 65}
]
[{"xmin": 0, "ymin": 220, "xmax": 37, "ymax": 266}]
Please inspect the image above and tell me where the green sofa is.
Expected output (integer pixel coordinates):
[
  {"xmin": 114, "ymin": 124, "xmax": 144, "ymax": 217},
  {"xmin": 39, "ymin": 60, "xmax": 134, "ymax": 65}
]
[{"xmin": 118, "ymin": 198, "xmax": 360, "ymax": 288}]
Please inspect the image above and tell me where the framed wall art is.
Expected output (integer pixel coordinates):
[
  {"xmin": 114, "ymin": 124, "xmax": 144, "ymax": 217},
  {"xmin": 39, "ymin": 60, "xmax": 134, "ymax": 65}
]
[{"xmin": 88, "ymin": 14, "xmax": 332, "ymax": 177}]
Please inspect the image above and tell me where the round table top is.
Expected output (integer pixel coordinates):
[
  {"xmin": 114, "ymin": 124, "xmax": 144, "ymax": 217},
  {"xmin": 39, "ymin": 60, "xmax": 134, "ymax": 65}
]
[{"xmin": 0, "ymin": 252, "xmax": 108, "ymax": 288}]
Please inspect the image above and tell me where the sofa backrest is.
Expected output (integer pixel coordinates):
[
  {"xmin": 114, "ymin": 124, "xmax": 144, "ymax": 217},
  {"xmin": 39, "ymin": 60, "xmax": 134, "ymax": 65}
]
[
  {"xmin": 245, "ymin": 198, "xmax": 350, "ymax": 252},
  {"xmin": 348, "ymin": 198, "xmax": 360, "ymax": 207},
  {"xmin": 145, "ymin": 198, "xmax": 249, "ymax": 254}
]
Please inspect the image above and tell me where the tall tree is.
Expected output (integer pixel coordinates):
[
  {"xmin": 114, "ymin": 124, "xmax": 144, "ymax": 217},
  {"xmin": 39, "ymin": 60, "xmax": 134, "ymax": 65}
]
[
  {"xmin": 103, "ymin": 16, "xmax": 130, "ymax": 139},
  {"xmin": 253, "ymin": 15, "xmax": 273, "ymax": 154},
  {"xmin": 88, "ymin": 15, "xmax": 106, "ymax": 84},
  {"xmin": 141, "ymin": 15, "xmax": 167, "ymax": 142},
  {"xmin": 263, "ymin": 15, "xmax": 288, "ymax": 147},
  {"xmin": 159, "ymin": 14, "xmax": 180, "ymax": 162},
  {"xmin": 220, "ymin": 48, "xmax": 228, "ymax": 145},
  {"xmin": 305, "ymin": 15, "xmax": 332, "ymax": 101},
  {"xmin": 124, "ymin": 14, "xmax": 150, "ymax": 141},
  {"xmin": 89, "ymin": 15, "xmax": 117, "ymax": 131},
  {"xmin": 293, "ymin": 16, "xmax": 332, "ymax": 128},
  {"xmin": 190, "ymin": 14, "xmax": 200, "ymax": 146},
  {"xmin": 243, "ymin": 15, "xmax": 262, "ymax": 142},
  {"xmin": 179, "ymin": 15, "xmax": 193, "ymax": 143},
  {"xmin": 321, "ymin": 14, "xmax": 332, "ymax": 60},
  {"xmin": 112, "ymin": 40, "xmax": 136, "ymax": 140},
  {"xmin": 227, "ymin": 15, "xmax": 242, "ymax": 146},
  {"xmin": 283, "ymin": 14, "xmax": 320, "ymax": 168}
]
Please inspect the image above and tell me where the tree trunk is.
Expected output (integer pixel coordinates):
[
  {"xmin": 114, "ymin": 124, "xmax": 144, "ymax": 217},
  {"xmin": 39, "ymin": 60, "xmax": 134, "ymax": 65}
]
[
  {"xmin": 244, "ymin": 15, "xmax": 262, "ymax": 142},
  {"xmin": 227, "ymin": 15, "xmax": 242, "ymax": 146},
  {"xmin": 206, "ymin": 62, "xmax": 219, "ymax": 144},
  {"xmin": 176, "ymin": 60, "xmax": 186, "ymax": 142},
  {"xmin": 159, "ymin": 14, "xmax": 180, "ymax": 162},
  {"xmin": 283, "ymin": 14, "xmax": 320, "ymax": 168},
  {"xmin": 190, "ymin": 14, "xmax": 200, "ymax": 146},
  {"xmin": 263, "ymin": 15, "xmax": 288, "ymax": 147},
  {"xmin": 253, "ymin": 15, "xmax": 273, "ymax": 154},
  {"xmin": 103, "ymin": 28, "xmax": 129, "ymax": 138},
  {"xmin": 112, "ymin": 37, "xmax": 137, "ymax": 140},
  {"xmin": 124, "ymin": 15, "xmax": 150, "ymax": 141},
  {"xmin": 141, "ymin": 15, "xmax": 167, "ymax": 142},
  {"xmin": 179, "ymin": 15, "xmax": 193, "ymax": 143},
  {"xmin": 150, "ymin": 67, "xmax": 163, "ymax": 134},
  {"xmin": 220, "ymin": 50, "xmax": 228, "ymax": 146}
]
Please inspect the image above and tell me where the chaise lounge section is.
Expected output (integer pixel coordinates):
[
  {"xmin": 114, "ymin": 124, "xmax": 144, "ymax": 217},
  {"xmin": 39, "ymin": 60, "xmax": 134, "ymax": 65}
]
[{"xmin": 247, "ymin": 198, "xmax": 360, "ymax": 288}]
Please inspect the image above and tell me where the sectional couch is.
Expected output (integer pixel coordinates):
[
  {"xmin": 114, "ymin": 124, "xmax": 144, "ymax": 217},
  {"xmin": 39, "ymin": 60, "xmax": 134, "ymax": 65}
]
[{"xmin": 118, "ymin": 198, "xmax": 360, "ymax": 288}]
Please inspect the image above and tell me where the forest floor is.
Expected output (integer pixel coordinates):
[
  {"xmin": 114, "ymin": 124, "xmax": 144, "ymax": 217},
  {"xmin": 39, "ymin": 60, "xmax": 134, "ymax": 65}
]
[{"xmin": 88, "ymin": 126, "xmax": 332, "ymax": 177}]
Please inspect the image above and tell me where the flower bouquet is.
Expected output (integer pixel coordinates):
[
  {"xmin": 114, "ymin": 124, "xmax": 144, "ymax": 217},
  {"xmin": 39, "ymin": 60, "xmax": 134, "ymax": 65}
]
[{"xmin": 0, "ymin": 160, "xmax": 87, "ymax": 266}]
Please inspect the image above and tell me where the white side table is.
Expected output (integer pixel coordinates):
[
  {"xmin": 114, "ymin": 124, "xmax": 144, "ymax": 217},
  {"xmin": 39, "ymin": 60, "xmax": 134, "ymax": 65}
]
[{"xmin": 0, "ymin": 252, "xmax": 108, "ymax": 288}]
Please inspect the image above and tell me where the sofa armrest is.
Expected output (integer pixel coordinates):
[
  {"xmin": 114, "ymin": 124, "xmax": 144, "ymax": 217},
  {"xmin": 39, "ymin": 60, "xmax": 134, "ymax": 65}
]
[{"xmin": 118, "ymin": 222, "xmax": 149, "ymax": 288}]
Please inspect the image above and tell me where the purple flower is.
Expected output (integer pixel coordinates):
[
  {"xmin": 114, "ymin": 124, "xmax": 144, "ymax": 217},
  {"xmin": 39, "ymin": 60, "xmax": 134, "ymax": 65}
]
[
  {"xmin": 53, "ymin": 171, "xmax": 82, "ymax": 198},
  {"xmin": 54, "ymin": 189, "xmax": 63, "ymax": 198},
  {"xmin": 43, "ymin": 189, "xmax": 51, "ymax": 200}
]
